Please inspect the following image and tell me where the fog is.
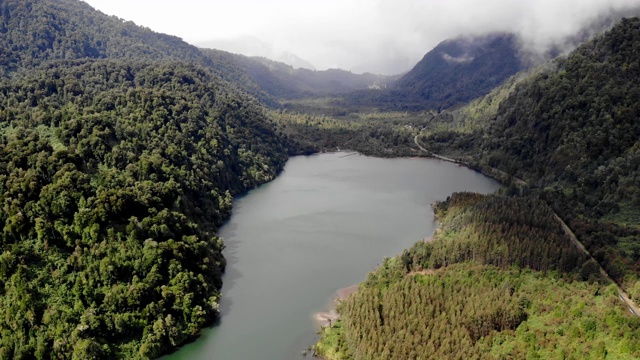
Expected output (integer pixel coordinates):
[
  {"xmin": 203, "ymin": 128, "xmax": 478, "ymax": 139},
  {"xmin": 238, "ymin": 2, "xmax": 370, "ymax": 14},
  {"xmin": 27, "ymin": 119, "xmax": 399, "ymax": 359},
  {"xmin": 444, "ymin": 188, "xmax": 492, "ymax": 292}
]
[{"xmin": 83, "ymin": 0, "xmax": 640, "ymax": 74}]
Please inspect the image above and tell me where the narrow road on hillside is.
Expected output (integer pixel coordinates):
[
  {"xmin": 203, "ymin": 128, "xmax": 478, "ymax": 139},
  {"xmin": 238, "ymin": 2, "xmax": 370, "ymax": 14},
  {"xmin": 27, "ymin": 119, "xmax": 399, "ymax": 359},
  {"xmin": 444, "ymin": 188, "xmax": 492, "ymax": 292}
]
[
  {"xmin": 554, "ymin": 215, "xmax": 640, "ymax": 317},
  {"xmin": 413, "ymin": 134, "xmax": 458, "ymax": 163},
  {"xmin": 413, "ymin": 129, "xmax": 640, "ymax": 316},
  {"xmin": 414, "ymin": 130, "xmax": 640, "ymax": 317},
  {"xmin": 414, "ymin": 132, "xmax": 527, "ymax": 187}
]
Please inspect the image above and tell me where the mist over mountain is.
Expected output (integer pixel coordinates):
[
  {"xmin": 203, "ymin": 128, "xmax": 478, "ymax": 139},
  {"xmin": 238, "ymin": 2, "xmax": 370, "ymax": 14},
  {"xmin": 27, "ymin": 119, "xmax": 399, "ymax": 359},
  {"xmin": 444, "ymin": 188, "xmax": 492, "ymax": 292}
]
[
  {"xmin": 3, "ymin": 0, "xmax": 640, "ymax": 359},
  {"xmin": 79, "ymin": 0, "xmax": 640, "ymax": 76},
  {"xmin": 345, "ymin": 33, "xmax": 523, "ymax": 111},
  {"xmin": 197, "ymin": 36, "xmax": 317, "ymax": 70},
  {"xmin": 395, "ymin": 33, "xmax": 523, "ymax": 105},
  {"xmin": 202, "ymin": 49, "xmax": 391, "ymax": 99}
]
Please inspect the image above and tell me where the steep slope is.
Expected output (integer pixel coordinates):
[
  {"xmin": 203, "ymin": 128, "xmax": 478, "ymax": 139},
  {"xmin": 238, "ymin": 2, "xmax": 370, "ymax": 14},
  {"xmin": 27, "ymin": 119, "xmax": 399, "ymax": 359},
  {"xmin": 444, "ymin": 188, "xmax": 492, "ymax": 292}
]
[
  {"xmin": 0, "ymin": 0, "xmax": 275, "ymax": 105},
  {"xmin": 479, "ymin": 17, "xmax": 640, "ymax": 283},
  {"xmin": 0, "ymin": 0, "xmax": 292, "ymax": 358},
  {"xmin": 421, "ymin": 17, "xmax": 640, "ymax": 295},
  {"xmin": 347, "ymin": 33, "xmax": 525, "ymax": 111},
  {"xmin": 0, "ymin": 0, "xmax": 204, "ymax": 74},
  {"xmin": 395, "ymin": 33, "xmax": 523, "ymax": 106}
]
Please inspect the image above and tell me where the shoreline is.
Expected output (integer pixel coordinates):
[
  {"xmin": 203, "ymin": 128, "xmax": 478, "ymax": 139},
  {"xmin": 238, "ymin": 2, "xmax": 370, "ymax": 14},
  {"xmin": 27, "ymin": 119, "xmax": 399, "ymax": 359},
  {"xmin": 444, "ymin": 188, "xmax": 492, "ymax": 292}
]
[
  {"xmin": 312, "ymin": 226, "xmax": 441, "ymax": 328},
  {"xmin": 313, "ymin": 284, "xmax": 359, "ymax": 327}
]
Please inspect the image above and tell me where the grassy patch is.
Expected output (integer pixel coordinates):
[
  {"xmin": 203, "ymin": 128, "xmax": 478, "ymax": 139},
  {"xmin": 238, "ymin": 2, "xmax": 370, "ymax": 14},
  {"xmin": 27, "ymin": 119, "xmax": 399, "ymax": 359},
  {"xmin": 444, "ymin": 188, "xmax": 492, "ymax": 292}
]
[{"xmin": 315, "ymin": 320, "xmax": 351, "ymax": 360}]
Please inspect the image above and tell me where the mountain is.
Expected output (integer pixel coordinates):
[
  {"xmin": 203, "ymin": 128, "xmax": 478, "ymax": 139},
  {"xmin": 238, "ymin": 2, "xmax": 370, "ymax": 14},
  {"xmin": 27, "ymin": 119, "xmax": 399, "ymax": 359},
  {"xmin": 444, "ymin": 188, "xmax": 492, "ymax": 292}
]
[
  {"xmin": 0, "ymin": 0, "xmax": 292, "ymax": 358},
  {"xmin": 315, "ymin": 16, "xmax": 640, "ymax": 360},
  {"xmin": 0, "ymin": 0, "xmax": 277, "ymax": 105},
  {"xmin": 346, "ymin": 33, "xmax": 525, "ymax": 111},
  {"xmin": 423, "ymin": 17, "xmax": 640, "ymax": 293},
  {"xmin": 202, "ymin": 49, "xmax": 392, "ymax": 99},
  {"xmin": 197, "ymin": 36, "xmax": 317, "ymax": 70},
  {"xmin": 0, "ymin": 0, "xmax": 206, "ymax": 74},
  {"xmin": 395, "ymin": 33, "xmax": 524, "ymax": 107}
]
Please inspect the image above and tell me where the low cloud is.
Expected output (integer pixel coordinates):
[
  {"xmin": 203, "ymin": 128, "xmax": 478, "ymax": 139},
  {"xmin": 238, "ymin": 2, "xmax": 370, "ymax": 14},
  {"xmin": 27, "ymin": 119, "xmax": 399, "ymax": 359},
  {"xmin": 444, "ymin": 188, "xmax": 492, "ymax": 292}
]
[
  {"xmin": 84, "ymin": 0, "xmax": 640, "ymax": 75},
  {"xmin": 345, "ymin": 0, "xmax": 640, "ymax": 74},
  {"xmin": 242, "ymin": 0, "xmax": 640, "ymax": 74}
]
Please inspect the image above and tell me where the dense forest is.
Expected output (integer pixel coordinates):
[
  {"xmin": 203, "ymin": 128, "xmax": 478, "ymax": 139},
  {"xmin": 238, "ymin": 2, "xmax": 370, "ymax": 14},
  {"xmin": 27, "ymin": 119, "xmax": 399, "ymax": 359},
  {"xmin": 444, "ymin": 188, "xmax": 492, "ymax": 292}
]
[
  {"xmin": 314, "ymin": 19, "xmax": 640, "ymax": 359},
  {"xmin": 317, "ymin": 193, "xmax": 640, "ymax": 359},
  {"xmin": 420, "ymin": 17, "xmax": 640, "ymax": 296},
  {"xmin": 0, "ymin": 0, "xmax": 279, "ymax": 105},
  {"xmin": 0, "ymin": 0, "xmax": 295, "ymax": 357},
  {"xmin": 0, "ymin": 0, "xmax": 205, "ymax": 72},
  {"xmin": 271, "ymin": 109, "xmax": 426, "ymax": 157},
  {"xmin": 0, "ymin": 59, "xmax": 290, "ymax": 359}
]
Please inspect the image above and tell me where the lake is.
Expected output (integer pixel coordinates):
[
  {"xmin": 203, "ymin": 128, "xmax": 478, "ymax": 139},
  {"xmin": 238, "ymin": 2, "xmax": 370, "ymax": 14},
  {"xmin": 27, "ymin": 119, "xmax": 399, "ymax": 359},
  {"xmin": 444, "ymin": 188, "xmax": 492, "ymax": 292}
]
[{"xmin": 162, "ymin": 152, "xmax": 501, "ymax": 360}]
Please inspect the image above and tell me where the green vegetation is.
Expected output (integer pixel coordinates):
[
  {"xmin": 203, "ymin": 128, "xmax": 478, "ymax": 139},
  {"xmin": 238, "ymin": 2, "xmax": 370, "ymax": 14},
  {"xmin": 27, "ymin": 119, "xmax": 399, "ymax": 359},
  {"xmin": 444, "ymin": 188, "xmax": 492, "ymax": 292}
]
[
  {"xmin": 271, "ymin": 108, "xmax": 428, "ymax": 157},
  {"xmin": 3, "ymin": 0, "xmax": 640, "ymax": 359},
  {"xmin": 317, "ymin": 193, "xmax": 640, "ymax": 359},
  {"xmin": 420, "ymin": 17, "xmax": 640, "ymax": 293},
  {"xmin": 0, "ymin": 59, "xmax": 289, "ymax": 358},
  {"xmin": 0, "ymin": 1, "xmax": 299, "ymax": 357},
  {"xmin": 0, "ymin": 0, "xmax": 276, "ymax": 105},
  {"xmin": 346, "ymin": 33, "xmax": 524, "ymax": 111},
  {"xmin": 0, "ymin": 0, "xmax": 205, "ymax": 75},
  {"xmin": 202, "ymin": 51, "xmax": 391, "ymax": 100}
]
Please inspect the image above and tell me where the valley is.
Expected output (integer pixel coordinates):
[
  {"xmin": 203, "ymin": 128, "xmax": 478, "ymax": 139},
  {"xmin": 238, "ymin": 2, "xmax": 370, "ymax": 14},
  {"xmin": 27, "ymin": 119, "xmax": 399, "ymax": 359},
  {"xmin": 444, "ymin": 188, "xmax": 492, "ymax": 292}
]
[
  {"xmin": 1, "ymin": 0, "xmax": 640, "ymax": 359},
  {"xmin": 161, "ymin": 153, "xmax": 500, "ymax": 360}
]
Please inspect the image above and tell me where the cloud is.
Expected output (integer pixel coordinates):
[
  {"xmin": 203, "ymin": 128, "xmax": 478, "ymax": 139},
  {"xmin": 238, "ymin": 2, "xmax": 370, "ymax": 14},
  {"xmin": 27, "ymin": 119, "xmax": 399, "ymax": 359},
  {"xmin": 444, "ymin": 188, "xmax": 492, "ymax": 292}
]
[
  {"xmin": 83, "ymin": 0, "xmax": 640, "ymax": 75},
  {"xmin": 353, "ymin": 0, "xmax": 640, "ymax": 73}
]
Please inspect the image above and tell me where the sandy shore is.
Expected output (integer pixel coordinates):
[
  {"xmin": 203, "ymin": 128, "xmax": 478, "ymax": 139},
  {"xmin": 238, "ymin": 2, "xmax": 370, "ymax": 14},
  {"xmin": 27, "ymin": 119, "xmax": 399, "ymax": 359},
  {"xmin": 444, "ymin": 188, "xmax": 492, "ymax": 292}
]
[
  {"xmin": 313, "ymin": 284, "xmax": 359, "ymax": 327},
  {"xmin": 312, "ymin": 227, "xmax": 440, "ymax": 327}
]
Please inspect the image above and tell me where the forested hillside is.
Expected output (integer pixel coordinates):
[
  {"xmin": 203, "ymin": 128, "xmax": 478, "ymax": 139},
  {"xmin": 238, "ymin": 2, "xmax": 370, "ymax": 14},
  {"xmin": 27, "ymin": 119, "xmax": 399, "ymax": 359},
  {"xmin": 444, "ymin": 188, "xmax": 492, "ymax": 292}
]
[
  {"xmin": 346, "ymin": 33, "xmax": 525, "ymax": 111},
  {"xmin": 317, "ymin": 193, "xmax": 640, "ymax": 359},
  {"xmin": 0, "ymin": 0, "xmax": 277, "ymax": 105},
  {"xmin": 0, "ymin": 0, "xmax": 293, "ymax": 358},
  {"xmin": 420, "ymin": 17, "xmax": 640, "ymax": 294},
  {"xmin": 0, "ymin": 58, "xmax": 289, "ymax": 359},
  {"xmin": 0, "ymin": 0, "xmax": 205, "ymax": 74}
]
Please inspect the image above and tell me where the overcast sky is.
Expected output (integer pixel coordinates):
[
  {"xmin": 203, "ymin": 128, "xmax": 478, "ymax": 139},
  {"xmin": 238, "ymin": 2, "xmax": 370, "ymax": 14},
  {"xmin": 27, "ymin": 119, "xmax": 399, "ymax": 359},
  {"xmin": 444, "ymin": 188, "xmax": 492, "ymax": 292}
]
[{"xmin": 82, "ymin": 0, "xmax": 640, "ymax": 75}]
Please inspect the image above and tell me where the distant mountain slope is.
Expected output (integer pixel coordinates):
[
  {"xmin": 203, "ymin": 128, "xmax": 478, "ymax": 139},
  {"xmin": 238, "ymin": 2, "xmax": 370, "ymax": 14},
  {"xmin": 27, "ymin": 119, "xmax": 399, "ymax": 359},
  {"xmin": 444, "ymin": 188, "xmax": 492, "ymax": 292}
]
[
  {"xmin": 0, "ymin": 0, "xmax": 204, "ymax": 73},
  {"xmin": 347, "ymin": 33, "xmax": 525, "ymax": 111},
  {"xmin": 197, "ymin": 36, "xmax": 317, "ymax": 70},
  {"xmin": 395, "ymin": 33, "xmax": 524, "ymax": 106},
  {"xmin": 202, "ymin": 49, "xmax": 391, "ymax": 99}
]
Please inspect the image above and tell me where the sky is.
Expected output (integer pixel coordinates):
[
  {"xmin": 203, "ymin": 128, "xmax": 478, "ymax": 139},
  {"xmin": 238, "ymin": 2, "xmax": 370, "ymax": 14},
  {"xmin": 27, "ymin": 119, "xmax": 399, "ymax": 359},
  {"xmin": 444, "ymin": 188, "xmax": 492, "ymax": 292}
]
[{"xmin": 82, "ymin": 0, "xmax": 640, "ymax": 75}]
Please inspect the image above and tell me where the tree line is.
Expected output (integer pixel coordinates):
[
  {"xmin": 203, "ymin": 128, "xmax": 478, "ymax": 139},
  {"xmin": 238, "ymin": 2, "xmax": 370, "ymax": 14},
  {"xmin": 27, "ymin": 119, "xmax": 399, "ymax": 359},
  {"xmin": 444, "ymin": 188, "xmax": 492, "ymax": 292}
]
[{"xmin": 317, "ymin": 193, "xmax": 640, "ymax": 359}]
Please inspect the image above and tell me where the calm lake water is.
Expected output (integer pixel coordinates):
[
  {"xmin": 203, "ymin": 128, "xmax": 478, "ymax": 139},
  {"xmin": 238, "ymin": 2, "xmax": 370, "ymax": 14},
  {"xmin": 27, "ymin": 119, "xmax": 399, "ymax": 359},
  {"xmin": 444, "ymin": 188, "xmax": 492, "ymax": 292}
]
[{"xmin": 162, "ymin": 152, "xmax": 501, "ymax": 360}]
